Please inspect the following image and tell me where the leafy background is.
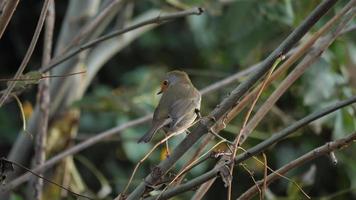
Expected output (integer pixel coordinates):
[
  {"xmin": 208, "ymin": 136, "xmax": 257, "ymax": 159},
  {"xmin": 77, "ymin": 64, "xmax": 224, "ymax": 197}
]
[{"xmin": 0, "ymin": 0, "xmax": 355, "ymax": 199}]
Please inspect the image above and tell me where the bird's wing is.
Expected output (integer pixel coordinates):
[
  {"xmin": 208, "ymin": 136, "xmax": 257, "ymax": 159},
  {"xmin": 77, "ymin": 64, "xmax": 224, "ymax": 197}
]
[
  {"xmin": 156, "ymin": 83, "xmax": 201, "ymax": 128},
  {"xmin": 169, "ymin": 97, "xmax": 198, "ymax": 119}
]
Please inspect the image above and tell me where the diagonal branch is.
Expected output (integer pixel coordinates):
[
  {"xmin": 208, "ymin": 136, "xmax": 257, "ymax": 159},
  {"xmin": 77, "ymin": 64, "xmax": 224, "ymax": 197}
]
[
  {"xmin": 191, "ymin": 1, "xmax": 355, "ymax": 197},
  {"xmin": 125, "ymin": 0, "xmax": 339, "ymax": 199},
  {"xmin": 144, "ymin": 95, "xmax": 356, "ymax": 200},
  {"xmin": 238, "ymin": 132, "xmax": 356, "ymax": 199},
  {"xmin": 0, "ymin": 63, "xmax": 257, "ymax": 191},
  {"xmin": 0, "ymin": 0, "xmax": 19, "ymax": 39},
  {"xmin": 0, "ymin": 7, "xmax": 204, "ymax": 105},
  {"xmin": 0, "ymin": 0, "xmax": 51, "ymax": 107},
  {"xmin": 39, "ymin": 7, "xmax": 204, "ymax": 73},
  {"xmin": 239, "ymin": 0, "xmax": 356, "ymax": 146}
]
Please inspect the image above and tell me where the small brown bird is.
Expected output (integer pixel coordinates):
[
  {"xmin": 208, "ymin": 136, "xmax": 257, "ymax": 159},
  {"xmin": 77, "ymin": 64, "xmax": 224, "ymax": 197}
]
[{"xmin": 138, "ymin": 70, "xmax": 201, "ymax": 143}]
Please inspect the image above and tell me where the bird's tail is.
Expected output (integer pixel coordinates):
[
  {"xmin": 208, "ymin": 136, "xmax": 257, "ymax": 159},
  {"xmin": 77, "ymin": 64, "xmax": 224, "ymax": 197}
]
[
  {"xmin": 137, "ymin": 126, "xmax": 158, "ymax": 143},
  {"xmin": 137, "ymin": 118, "xmax": 171, "ymax": 143}
]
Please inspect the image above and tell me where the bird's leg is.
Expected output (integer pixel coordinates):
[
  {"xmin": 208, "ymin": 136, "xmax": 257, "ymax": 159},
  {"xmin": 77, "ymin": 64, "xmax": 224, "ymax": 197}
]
[{"xmin": 164, "ymin": 132, "xmax": 170, "ymax": 158}]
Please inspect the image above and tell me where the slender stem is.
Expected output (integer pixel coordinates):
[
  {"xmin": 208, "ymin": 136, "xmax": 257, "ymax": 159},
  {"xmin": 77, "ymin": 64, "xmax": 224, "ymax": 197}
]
[
  {"xmin": 40, "ymin": 7, "xmax": 204, "ymax": 73},
  {"xmin": 1, "ymin": 158, "xmax": 94, "ymax": 200},
  {"xmin": 1, "ymin": 62, "xmax": 259, "ymax": 191},
  {"xmin": 144, "ymin": 96, "xmax": 356, "ymax": 200},
  {"xmin": 239, "ymin": 0, "xmax": 356, "ymax": 145},
  {"xmin": 191, "ymin": 2, "xmax": 354, "ymax": 196},
  {"xmin": 0, "ymin": 0, "xmax": 51, "ymax": 107},
  {"xmin": 0, "ymin": 0, "xmax": 19, "ymax": 39},
  {"xmin": 127, "ymin": 1, "xmax": 339, "ymax": 199},
  {"xmin": 238, "ymin": 132, "xmax": 356, "ymax": 199}
]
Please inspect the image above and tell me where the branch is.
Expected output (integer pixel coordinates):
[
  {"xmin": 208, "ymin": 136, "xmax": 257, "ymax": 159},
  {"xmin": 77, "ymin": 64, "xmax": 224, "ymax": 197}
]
[
  {"xmin": 144, "ymin": 95, "xmax": 356, "ymax": 200},
  {"xmin": 239, "ymin": 0, "xmax": 356, "ymax": 146},
  {"xmin": 238, "ymin": 132, "xmax": 356, "ymax": 199},
  {"xmin": 191, "ymin": 1, "xmax": 354, "ymax": 197},
  {"xmin": 2, "ymin": 114, "xmax": 152, "ymax": 192},
  {"xmin": 0, "ymin": 62, "xmax": 258, "ymax": 191},
  {"xmin": 0, "ymin": 0, "xmax": 51, "ymax": 107},
  {"xmin": 31, "ymin": 1, "xmax": 55, "ymax": 199},
  {"xmin": 66, "ymin": 0, "xmax": 124, "ymax": 47},
  {"xmin": 0, "ymin": 0, "xmax": 19, "ymax": 39},
  {"xmin": 125, "ymin": 0, "xmax": 339, "ymax": 199},
  {"xmin": 1, "ymin": 158, "xmax": 94, "ymax": 200},
  {"xmin": 0, "ymin": 7, "xmax": 204, "ymax": 106},
  {"xmin": 40, "ymin": 7, "xmax": 204, "ymax": 73}
]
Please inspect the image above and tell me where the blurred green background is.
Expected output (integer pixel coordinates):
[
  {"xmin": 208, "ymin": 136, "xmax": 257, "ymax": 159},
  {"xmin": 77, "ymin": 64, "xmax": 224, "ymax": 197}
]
[{"xmin": 0, "ymin": 0, "xmax": 355, "ymax": 199}]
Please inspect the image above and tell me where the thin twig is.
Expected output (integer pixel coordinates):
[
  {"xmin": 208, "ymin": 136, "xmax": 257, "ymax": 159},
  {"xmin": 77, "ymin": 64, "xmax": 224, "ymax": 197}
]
[
  {"xmin": 40, "ymin": 7, "xmax": 204, "ymax": 73},
  {"xmin": 0, "ymin": 71, "xmax": 86, "ymax": 82},
  {"xmin": 155, "ymin": 140, "xmax": 227, "ymax": 200},
  {"xmin": 0, "ymin": 7, "xmax": 204, "ymax": 106},
  {"xmin": 239, "ymin": 3, "xmax": 356, "ymax": 144},
  {"xmin": 239, "ymin": 164, "xmax": 261, "ymax": 198},
  {"xmin": 2, "ymin": 114, "xmax": 152, "ymax": 191},
  {"xmin": 0, "ymin": 0, "xmax": 51, "ymax": 107},
  {"xmin": 0, "ymin": 0, "xmax": 19, "ymax": 39},
  {"xmin": 11, "ymin": 94, "xmax": 27, "ymax": 135},
  {"xmin": 1, "ymin": 158, "xmax": 94, "ymax": 200},
  {"xmin": 228, "ymin": 56, "xmax": 283, "ymax": 200},
  {"xmin": 122, "ymin": 132, "xmax": 180, "ymax": 195},
  {"xmin": 143, "ymin": 96, "xmax": 356, "ymax": 200},
  {"xmin": 262, "ymin": 153, "xmax": 267, "ymax": 200},
  {"xmin": 215, "ymin": 0, "xmax": 354, "ymax": 137},
  {"xmin": 192, "ymin": 2, "xmax": 355, "ymax": 196},
  {"xmin": 248, "ymin": 152, "xmax": 310, "ymax": 199},
  {"xmin": 126, "ymin": 1, "xmax": 339, "ymax": 199},
  {"xmin": 1, "ymin": 63, "xmax": 258, "ymax": 191},
  {"xmin": 238, "ymin": 132, "xmax": 356, "ymax": 199},
  {"xmin": 67, "ymin": 0, "xmax": 124, "ymax": 47}
]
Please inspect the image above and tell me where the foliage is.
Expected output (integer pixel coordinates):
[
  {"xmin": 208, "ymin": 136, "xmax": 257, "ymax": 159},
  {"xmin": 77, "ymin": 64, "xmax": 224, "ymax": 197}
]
[{"xmin": 0, "ymin": 0, "xmax": 355, "ymax": 199}]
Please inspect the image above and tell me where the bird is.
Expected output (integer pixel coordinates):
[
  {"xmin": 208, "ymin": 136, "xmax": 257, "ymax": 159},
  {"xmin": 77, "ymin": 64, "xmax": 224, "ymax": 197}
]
[{"xmin": 138, "ymin": 70, "xmax": 201, "ymax": 143}]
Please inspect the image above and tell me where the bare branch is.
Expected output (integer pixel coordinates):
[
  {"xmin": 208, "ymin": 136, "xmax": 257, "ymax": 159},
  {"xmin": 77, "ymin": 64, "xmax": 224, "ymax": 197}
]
[
  {"xmin": 239, "ymin": 1, "xmax": 356, "ymax": 145},
  {"xmin": 0, "ymin": 0, "xmax": 19, "ymax": 39},
  {"xmin": 0, "ymin": 63, "xmax": 257, "ymax": 191},
  {"xmin": 238, "ymin": 132, "xmax": 356, "ymax": 199},
  {"xmin": 31, "ymin": 1, "xmax": 55, "ymax": 199},
  {"xmin": 126, "ymin": 1, "xmax": 339, "ymax": 199},
  {"xmin": 40, "ymin": 7, "xmax": 204, "ymax": 73},
  {"xmin": 191, "ymin": 1, "xmax": 355, "ymax": 196},
  {"xmin": 1, "ymin": 158, "xmax": 94, "ymax": 200},
  {"xmin": 0, "ymin": 0, "xmax": 51, "ymax": 107},
  {"xmin": 143, "ymin": 96, "xmax": 356, "ymax": 200}
]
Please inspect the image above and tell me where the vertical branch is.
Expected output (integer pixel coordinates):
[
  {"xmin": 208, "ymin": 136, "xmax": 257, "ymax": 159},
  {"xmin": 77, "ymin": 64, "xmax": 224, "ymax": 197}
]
[
  {"xmin": 0, "ymin": 0, "xmax": 19, "ymax": 39},
  {"xmin": 32, "ymin": 1, "xmax": 55, "ymax": 199}
]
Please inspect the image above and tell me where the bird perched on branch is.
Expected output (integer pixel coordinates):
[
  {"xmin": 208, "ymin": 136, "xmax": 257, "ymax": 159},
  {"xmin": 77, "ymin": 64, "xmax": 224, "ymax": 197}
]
[{"xmin": 138, "ymin": 70, "xmax": 201, "ymax": 143}]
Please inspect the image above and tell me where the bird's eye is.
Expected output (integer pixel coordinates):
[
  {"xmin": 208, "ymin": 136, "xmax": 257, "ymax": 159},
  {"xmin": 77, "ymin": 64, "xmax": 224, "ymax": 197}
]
[{"xmin": 163, "ymin": 80, "xmax": 168, "ymax": 85}]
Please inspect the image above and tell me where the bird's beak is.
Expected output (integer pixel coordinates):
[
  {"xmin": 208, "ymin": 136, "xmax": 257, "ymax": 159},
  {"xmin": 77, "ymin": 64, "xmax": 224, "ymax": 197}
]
[{"xmin": 157, "ymin": 81, "xmax": 168, "ymax": 95}]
